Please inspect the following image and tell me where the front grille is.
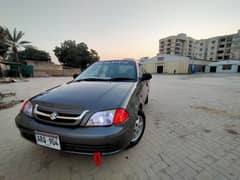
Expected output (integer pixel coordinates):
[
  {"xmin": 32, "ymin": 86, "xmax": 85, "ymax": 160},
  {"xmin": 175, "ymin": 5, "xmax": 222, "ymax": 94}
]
[
  {"xmin": 33, "ymin": 104, "xmax": 89, "ymax": 126},
  {"xmin": 61, "ymin": 143, "xmax": 118, "ymax": 154}
]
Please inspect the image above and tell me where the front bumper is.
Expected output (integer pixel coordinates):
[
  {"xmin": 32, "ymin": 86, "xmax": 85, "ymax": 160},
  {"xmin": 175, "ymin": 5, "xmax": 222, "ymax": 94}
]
[{"xmin": 15, "ymin": 113, "xmax": 132, "ymax": 155}]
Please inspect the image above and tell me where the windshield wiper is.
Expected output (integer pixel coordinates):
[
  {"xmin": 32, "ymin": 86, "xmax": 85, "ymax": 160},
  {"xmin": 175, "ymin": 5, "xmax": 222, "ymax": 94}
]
[
  {"xmin": 74, "ymin": 78, "xmax": 110, "ymax": 82},
  {"xmin": 109, "ymin": 77, "xmax": 135, "ymax": 81}
]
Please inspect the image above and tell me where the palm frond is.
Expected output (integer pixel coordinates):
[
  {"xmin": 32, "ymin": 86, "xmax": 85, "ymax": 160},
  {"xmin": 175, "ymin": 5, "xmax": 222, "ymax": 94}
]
[
  {"xmin": 2, "ymin": 39, "xmax": 14, "ymax": 46},
  {"xmin": 19, "ymin": 41, "xmax": 30, "ymax": 45},
  {"xmin": 13, "ymin": 28, "xmax": 17, "ymax": 41},
  {"xmin": 5, "ymin": 28, "xmax": 13, "ymax": 41},
  {"xmin": 16, "ymin": 31, "xmax": 24, "ymax": 42}
]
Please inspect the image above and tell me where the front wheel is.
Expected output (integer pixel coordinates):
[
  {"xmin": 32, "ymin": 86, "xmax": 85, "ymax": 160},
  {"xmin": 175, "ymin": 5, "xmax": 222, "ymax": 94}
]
[{"xmin": 129, "ymin": 110, "xmax": 146, "ymax": 147}]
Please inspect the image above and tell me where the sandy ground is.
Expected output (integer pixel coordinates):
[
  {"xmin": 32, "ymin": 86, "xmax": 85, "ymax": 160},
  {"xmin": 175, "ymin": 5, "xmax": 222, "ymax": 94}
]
[{"xmin": 0, "ymin": 74, "xmax": 240, "ymax": 180}]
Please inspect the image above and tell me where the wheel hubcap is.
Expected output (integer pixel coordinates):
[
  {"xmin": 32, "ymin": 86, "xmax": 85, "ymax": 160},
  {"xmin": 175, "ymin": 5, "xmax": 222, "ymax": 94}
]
[{"xmin": 131, "ymin": 115, "xmax": 144, "ymax": 142}]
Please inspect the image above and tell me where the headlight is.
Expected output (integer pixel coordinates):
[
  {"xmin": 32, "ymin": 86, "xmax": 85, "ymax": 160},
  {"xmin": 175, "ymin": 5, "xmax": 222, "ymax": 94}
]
[
  {"xmin": 86, "ymin": 108, "xmax": 129, "ymax": 126},
  {"xmin": 86, "ymin": 110, "xmax": 115, "ymax": 126},
  {"xmin": 21, "ymin": 100, "xmax": 33, "ymax": 117}
]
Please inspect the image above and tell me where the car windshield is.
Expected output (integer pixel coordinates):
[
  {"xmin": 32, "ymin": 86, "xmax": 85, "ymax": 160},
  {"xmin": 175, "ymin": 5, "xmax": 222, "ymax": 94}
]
[{"xmin": 75, "ymin": 61, "xmax": 137, "ymax": 81}]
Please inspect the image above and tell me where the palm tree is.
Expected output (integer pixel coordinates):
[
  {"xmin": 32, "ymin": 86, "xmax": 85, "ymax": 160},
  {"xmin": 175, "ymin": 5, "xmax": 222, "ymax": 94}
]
[
  {"xmin": 0, "ymin": 26, "xmax": 8, "ymax": 57},
  {"xmin": 4, "ymin": 28, "xmax": 30, "ymax": 78}
]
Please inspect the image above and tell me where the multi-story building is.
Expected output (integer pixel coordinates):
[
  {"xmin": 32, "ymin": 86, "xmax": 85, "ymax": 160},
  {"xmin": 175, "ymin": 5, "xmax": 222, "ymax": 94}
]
[
  {"xmin": 159, "ymin": 33, "xmax": 195, "ymax": 58},
  {"xmin": 159, "ymin": 30, "xmax": 240, "ymax": 61},
  {"xmin": 231, "ymin": 30, "xmax": 240, "ymax": 60}
]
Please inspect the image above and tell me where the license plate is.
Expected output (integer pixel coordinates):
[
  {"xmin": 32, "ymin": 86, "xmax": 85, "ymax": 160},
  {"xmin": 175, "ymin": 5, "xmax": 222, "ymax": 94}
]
[{"xmin": 35, "ymin": 132, "xmax": 61, "ymax": 150}]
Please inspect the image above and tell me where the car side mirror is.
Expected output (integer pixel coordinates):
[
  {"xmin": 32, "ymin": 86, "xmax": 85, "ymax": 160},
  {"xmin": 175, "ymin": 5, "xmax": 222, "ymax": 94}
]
[
  {"xmin": 73, "ymin": 73, "xmax": 79, "ymax": 79},
  {"xmin": 141, "ymin": 73, "xmax": 152, "ymax": 81}
]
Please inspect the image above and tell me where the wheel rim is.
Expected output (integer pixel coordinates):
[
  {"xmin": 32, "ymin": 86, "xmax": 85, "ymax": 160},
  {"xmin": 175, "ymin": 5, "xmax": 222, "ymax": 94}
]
[{"xmin": 131, "ymin": 115, "xmax": 144, "ymax": 142}]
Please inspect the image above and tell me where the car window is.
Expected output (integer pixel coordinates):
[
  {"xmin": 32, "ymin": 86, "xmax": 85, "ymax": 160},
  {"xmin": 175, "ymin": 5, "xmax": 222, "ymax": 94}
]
[{"xmin": 75, "ymin": 61, "xmax": 137, "ymax": 81}]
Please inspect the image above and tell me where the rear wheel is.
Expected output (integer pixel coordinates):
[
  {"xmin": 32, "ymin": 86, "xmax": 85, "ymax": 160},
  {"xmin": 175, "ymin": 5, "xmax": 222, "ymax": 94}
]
[{"xmin": 129, "ymin": 110, "xmax": 145, "ymax": 147}]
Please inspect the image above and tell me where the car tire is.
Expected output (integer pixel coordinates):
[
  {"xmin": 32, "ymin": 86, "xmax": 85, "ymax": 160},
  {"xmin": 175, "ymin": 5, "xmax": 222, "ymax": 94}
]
[
  {"xmin": 128, "ymin": 110, "xmax": 146, "ymax": 148},
  {"xmin": 144, "ymin": 95, "xmax": 149, "ymax": 104}
]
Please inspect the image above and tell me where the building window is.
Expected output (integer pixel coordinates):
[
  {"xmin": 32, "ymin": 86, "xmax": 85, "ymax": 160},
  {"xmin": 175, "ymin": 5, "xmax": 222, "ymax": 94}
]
[
  {"xmin": 226, "ymin": 37, "xmax": 232, "ymax": 42},
  {"xmin": 226, "ymin": 49, "xmax": 231, "ymax": 53},
  {"xmin": 212, "ymin": 40, "xmax": 216, "ymax": 44},
  {"xmin": 226, "ymin": 43, "xmax": 231, "ymax": 48},
  {"xmin": 211, "ymin": 46, "xmax": 215, "ymax": 50},
  {"xmin": 200, "ymin": 48, "xmax": 202, "ymax": 51},
  {"xmin": 224, "ymin": 56, "xmax": 230, "ymax": 59},
  {"xmin": 200, "ymin": 43, "xmax": 203, "ymax": 46},
  {"xmin": 217, "ymin": 50, "xmax": 224, "ymax": 54},
  {"xmin": 222, "ymin": 64, "xmax": 232, "ymax": 70},
  {"xmin": 219, "ymin": 44, "xmax": 225, "ymax": 48},
  {"xmin": 157, "ymin": 57, "xmax": 164, "ymax": 61}
]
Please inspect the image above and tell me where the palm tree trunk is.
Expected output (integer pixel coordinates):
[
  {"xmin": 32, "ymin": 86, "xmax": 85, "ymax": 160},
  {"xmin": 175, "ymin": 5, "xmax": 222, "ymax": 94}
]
[{"xmin": 15, "ymin": 52, "xmax": 22, "ymax": 78}]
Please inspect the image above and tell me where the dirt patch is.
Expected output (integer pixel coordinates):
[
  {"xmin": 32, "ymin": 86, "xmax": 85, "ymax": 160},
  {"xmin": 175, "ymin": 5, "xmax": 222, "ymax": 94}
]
[
  {"xmin": 190, "ymin": 105, "xmax": 227, "ymax": 114},
  {"xmin": 225, "ymin": 129, "xmax": 239, "ymax": 135},
  {"xmin": 0, "ymin": 92, "xmax": 16, "ymax": 99},
  {"xmin": 0, "ymin": 100, "xmax": 23, "ymax": 110},
  {"xmin": 0, "ymin": 78, "xmax": 16, "ymax": 84},
  {"xmin": 179, "ymin": 134, "xmax": 188, "ymax": 139},
  {"xmin": 204, "ymin": 129, "xmax": 211, "ymax": 133},
  {"xmin": 224, "ymin": 124, "xmax": 240, "ymax": 135},
  {"xmin": 0, "ymin": 92, "xmax": 23, "ymax": 110},
  {"xmin": 190, "ymin": 105, "xmax": 240, "ymax": 119}
]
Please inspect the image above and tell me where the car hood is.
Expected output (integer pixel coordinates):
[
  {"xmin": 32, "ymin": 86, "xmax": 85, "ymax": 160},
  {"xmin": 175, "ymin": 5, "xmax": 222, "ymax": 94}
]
[{"xmin": 31, "ymin": 81, "xmax": 136, "ymax": 112}]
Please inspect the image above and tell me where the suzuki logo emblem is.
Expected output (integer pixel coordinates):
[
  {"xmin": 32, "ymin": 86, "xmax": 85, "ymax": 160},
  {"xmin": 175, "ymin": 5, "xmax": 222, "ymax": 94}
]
[{"xmin": 50, "ymin": 112, "xmax": 58, "ymax": 120}]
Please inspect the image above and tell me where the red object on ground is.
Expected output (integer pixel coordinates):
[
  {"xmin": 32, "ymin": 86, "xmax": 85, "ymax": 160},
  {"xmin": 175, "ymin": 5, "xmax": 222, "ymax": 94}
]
[{"xmin": 93, "ymin": 152, "xmax": 102, "ymax": 166}]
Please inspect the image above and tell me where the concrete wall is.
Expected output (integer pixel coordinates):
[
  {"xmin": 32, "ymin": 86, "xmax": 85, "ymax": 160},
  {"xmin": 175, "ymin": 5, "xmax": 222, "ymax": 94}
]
[
  {"xmin": 143, "ymin": 63, "xmax": 156, "ymax": 74},
  {"xmin": 63, "ymin": 68, "xmax": 80, "ymax": 76},
  {"xmin": 205, "ymin": 64, "xmax": 239, "ymax": 73},
  {"xmin": 0, "ymin": 63, "xmax": 10, "ymax": 77},
  {"xmin": 25, "ymin": 60, "xmax": 80, "ymax": 77},
  {"xmin": 34, "ymin": 68, "xmax": 80, "ymax": 77},
  {"xmin": 143, "ymin": 60, "xmax": 189, "ymax": 74},
  {"xmin": 26, "ymin": 60, "xmax": 62, "ymax": 70},
  {"xmin": 163, "ymin": 60, "xmax": 189, "ymax": 74}
]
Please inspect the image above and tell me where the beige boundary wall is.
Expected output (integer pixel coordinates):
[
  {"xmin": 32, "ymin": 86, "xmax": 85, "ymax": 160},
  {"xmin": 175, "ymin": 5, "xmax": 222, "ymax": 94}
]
[
  {"xmin": 162, "ymin": 60, "xmax": 189, "ymax": 74},
  {"xmin": 25, "ymin": 60, "xmax": 80, "ymax": 77},
  {"xmin": 143, "ymin": 60, "xmax": 189, "ymax": 74},
  {"xmin": 33, "ymin": 68, "xmax": 80, "ymax": 77}
]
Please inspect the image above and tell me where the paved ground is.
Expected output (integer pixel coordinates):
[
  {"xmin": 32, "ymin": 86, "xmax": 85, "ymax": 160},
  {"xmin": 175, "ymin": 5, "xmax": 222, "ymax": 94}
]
[{"xmin": 0, "ymin": 74, "xmax": 240, "ymax": 180}]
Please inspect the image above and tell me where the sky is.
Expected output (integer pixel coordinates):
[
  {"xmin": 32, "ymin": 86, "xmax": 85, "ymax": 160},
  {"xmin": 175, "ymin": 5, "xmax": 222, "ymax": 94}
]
[{"xmin": 0, "ymin": 0, "xmax": 240, "ymax": 64}]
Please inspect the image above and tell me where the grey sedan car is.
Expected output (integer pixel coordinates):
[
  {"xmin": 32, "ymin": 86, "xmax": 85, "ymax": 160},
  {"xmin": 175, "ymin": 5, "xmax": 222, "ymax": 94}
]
[{"xmin": 15, "ymin": 60, "xmax": 152, "ymax": 155}]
